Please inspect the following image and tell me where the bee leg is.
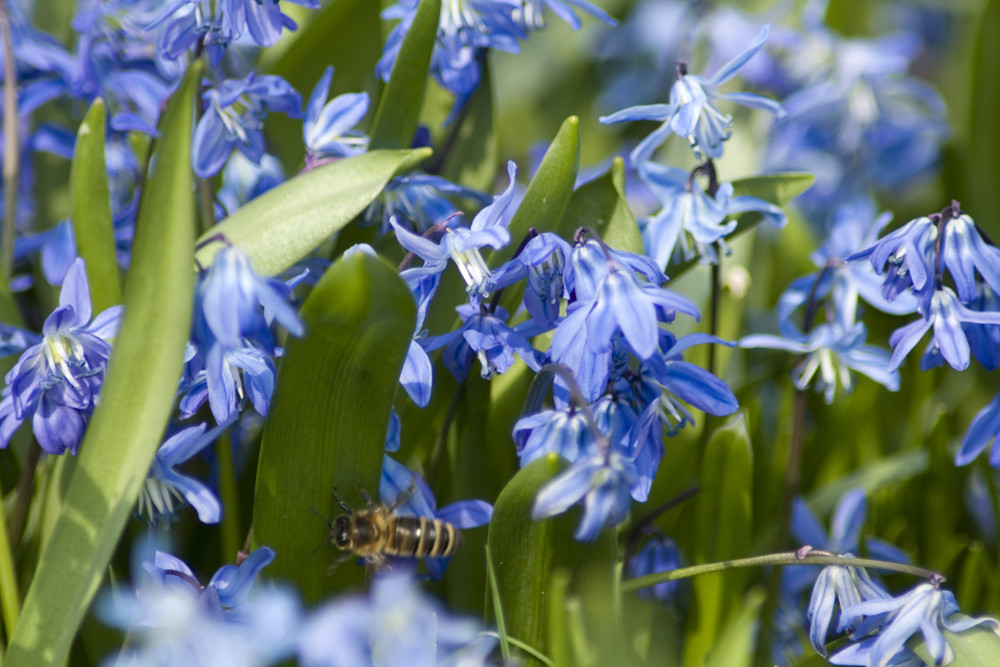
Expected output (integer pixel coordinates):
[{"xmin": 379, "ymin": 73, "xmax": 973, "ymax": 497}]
[
  {"xmin": 332, "ymin": 485, "xmax": 353, "ymax": 514},
  {"xmin": 326, "ymin": 551, "xmax": 355, "ymax": 575},
  {"xmin": 359, "ymin": 486, "xmax": 378, "ymax": 510},
  {"xmin": 387, "ymin": 478, "xmax": 417, "ymax": 513}
]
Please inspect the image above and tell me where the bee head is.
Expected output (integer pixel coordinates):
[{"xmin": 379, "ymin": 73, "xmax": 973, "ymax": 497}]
[{"xmin": 333, "ymin": 515, "xmax": 352, "ymax": 549}]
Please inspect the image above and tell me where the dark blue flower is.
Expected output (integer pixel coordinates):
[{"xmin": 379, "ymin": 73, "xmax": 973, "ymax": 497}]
[
  {"xmin": 600, "ymin": 25, "xmax": 783, "ymax": 162},
  {"xmin": 513, "ymin": 406, "xmax": 598, "ymax": 467},
  {"xmin": 219, "ymin": 0, "xmax": 318, "ymax": 48},
  {"xmin": 0, "ymin": 259, "xmax": 122, "ymax": 454},
  {"xmin": 303, "ymin": 66, "xmax": 369, "ymax": 168},
  {"xmin": 627, "ymin": 536, "xmax": 683, "ymax": 603},
  {"xmin": 193, "ymin": 73, "xmax": 303, "ymax": 178},
  {"xmin": 400, "ymin": 271, "xmax": 440, "ymax": 408},
  {"xmin": 492, "ymin": 231, "xmax": 574, "ymax": 327},
  {"xmin": 422, "ymin": 304, "xmax": 543, "ymax": 381},
  {"xmin": 364, "ymin": 173, "xmax": 490, "ymax": 236}
]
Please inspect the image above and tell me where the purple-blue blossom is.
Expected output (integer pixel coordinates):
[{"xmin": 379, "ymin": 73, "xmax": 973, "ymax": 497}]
[
  {"xmin": 0, "ymin": 259, "xmax": 122, "ymax": 454},
  {"xmin": 193, "ymin": 73, "xmax": 303, "ymax": 178},
  {"xmin": 957, "ymin": 389, "xmax": 1000, "ymax": 468},
  {"xmin": 302, "ymin": 66, "xmax": 369, "ymax": 169}
]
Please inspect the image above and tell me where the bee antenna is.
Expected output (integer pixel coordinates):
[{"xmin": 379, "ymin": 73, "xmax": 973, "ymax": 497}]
[
  {"xmin": 309, "ymin": 504, "xmax": 334, "ymax": 529},
  {"xmin": 306, "ymin": 538, "xmax": 330, "ymax": 560}
]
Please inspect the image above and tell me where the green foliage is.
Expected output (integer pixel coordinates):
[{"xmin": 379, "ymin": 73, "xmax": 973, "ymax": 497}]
[
  {"xmin": 487, "ymin": 454, "xmax": 618, "ymax": 666},
  {"xmin": 369, "ymin": 0, "xmax": 440, "ymax": 150},
  {"xmin": 251, "ymin": 251, "xmax": 415, "ymax": 603},
  {"xmin": 684, "ymin": 414, "xmax": 754, "ymax": 667},
  {"xmin": 3, "ymin": 62, "xmax": 200, "ymax": 666},
  {"xmin": 562, "ymin": 156, "xmax": 643, "ymax": 254},
  {"xmin": 70, "ymin": 99, "xmax": 121, "ymax": 313},
  {"xmin": 911, "ymin": 619, "xmax": 1000, "ymax": 666},
  {"xmin": 193, "ymin": 148, "xmax": 430, "ymax": 276}
]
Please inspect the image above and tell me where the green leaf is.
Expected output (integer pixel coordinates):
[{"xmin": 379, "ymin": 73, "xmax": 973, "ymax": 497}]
[
  {"xmin": 499, "ymin": 115, "xmax": 580, "ymax": 264},
  {"xmin": 910, "ymin": 618, "xmax": 1000, "ymax": 667},
  {"xmin": 3, "ymin": 63, "xmax": 200, "ymax": 666},
  {"xmin": 684, "ymin": 414, "xmax": 754, "ymax": 667},
  {"xmin": 262, "ymin": 0, "xmax": 383, "ymax": 170},
  {"xmin": 70, "ymin": 98, "xmax": 121, "ymax": 313},
  {"xmin": 251, "ymin": 252, "xmax": 415, "ymax": 604},
  {"xmin": 437, "ymin": 58, "xmax": 498, "ymax": 194},
  {"xmin": 194, "ymin": 148, "xmax": 430, "ymax": 276},
  {"xmin": 729, "ymin": 172, "xmax": 815, "ymax": 206},
  {"xmin": 369, "ymin": 0, "xmax": 440, "ymax": 150},
  {"xmin": 562, "ymin": 157, "xmax": 642, "ymax": 254},
  {"xmin": 487, "ymin": 454, "xmax": 618, "ymax": 666},
  {"xmin": 703, "ymin": 588, "xmax": 765, "ymax": 667}
]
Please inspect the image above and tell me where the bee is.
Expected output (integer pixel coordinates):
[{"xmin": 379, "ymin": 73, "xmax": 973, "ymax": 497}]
[{"xmin": 319, "ymin": 485, "xmax": 463, "ymax": 571}]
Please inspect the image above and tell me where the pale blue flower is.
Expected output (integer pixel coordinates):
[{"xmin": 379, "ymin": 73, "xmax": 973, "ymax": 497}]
[
  {"xmin": 956, "ymin": 389, "xmax": 1000, "ymax": 468},
  {"xmin": 303, "ymin": 66, "xmax": 369, "ymax": 168},
  {"xmin": 600, "ymin": 24, "xmax": 784, "ymax": 162},
  {"xmin": 831, "ymin": 582, "xmax": 1000, "ymax": 667}
]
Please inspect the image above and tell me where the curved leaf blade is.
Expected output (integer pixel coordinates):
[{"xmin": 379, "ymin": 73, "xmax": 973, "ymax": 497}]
[
  {"xmin": 71, "ymin": 98, "xmax": 121, "ymax": 313},
  {"xmin": 251, "ymin": 252, "xmax": 415, "ymax": 604},
  {"xmin": 3, "ymin": 63, "xmax": 199, "ymax": 667},
  {"xmin": 562, "ymin": 157, "xmax": 642, "ymax": 254},
  {"xmin": 369, "ymin": 0, "xmax": 440, "ymax": 150},
  {"xmin": 194, "ymin": 148, "xmax": 431, "ymax": 276}
]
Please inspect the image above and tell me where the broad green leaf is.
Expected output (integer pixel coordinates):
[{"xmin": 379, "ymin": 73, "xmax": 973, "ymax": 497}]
[
  {"xmin": 263, "ymin": 0, "xmax": 383, "ymax": 170},
  {"xmin": 703, "ymin": 588, "xmax": 765, "ymax": 667},
  {"xmin": 70, "ymin": 98, "xmax": 121, "ymax": 313},
  {"xmin": 684, "ymin": 414, "xmax": 754, "ymax": 667},
  {"xmin": 251, "ymin": 252, "xmax": 415, "ymax": 604},
  {"xmin": 499, "ymin": 116, "xmax": 580, "ymax": 264},
  {"xmin": 369, "ymin": 0, "xmax": 440, "ymax": 150},
  {"xmin": 910, "ymin": 618, "xmax": 1000, "ymax": 667},
  {"xmin": 438, "ymin": 58, "xmax": 498, "ymax": 194},
  {"xmin": 3, "ymin": 63, "xmax": 199, "ymax": 666},
  {"xmin": 561, "ymin": 157, "xmax": 642, "ymax": 254},
  {"xmin": 487, "ymin": 454, "xmax": 617, "ymax": 666},
  {"xmin": 194, "ymin": 148, "xmax": 430, "ymax": 276}
]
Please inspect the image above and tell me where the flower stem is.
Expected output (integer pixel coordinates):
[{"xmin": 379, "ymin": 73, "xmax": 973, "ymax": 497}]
[
  {"xmin": 0, "ymin": 473, "xmax": 21, "ymax": 648},
  {"xmin": 216, "ymin": 430, "xmax": 241, "ymax": 561},
  {"xmin": 0, "ymin": 0, "xmax": 19, "ymax": 280},
  {"xmin": 622, "ymin": 549, "xmax": 942, "ymax": 594},
  {"xmin": 9, "ymin": 442, "xmax": 41, "ymax": 549}
]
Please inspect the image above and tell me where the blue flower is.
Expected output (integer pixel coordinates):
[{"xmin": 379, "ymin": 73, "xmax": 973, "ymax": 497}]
[
  {"xmin": 193, "ymin": 73, "xmax": 303, "ymax": 178},
  {"xmin": 392, "ymin": 161, "xmax": 518, "ymax": 300},
  {"xmin": 741, "ymin": 321, "xmax": 899, "ymax": 403},
  {"xmin": 549, "ymin": 238, "xmax": 699, "ymax": 401},
  {"xmin": 13, "ymin": 218, "xmax": 77, "ymax": 286},
  {"xmin": 0, "ymin": 259, "xmax": 122, "ymax": 454},
  {"xmin": 830, "ymin": 582, "xmax": 1000, "ymax": 667},
  {"xmin": 298, "ymin": 571, "xmax": 494, "ymax": 667},
  {"xmin": 364, "ymin": 172, "xmax": 490, "ymax": 236},
  {"xmin": 492, "ymin": 231, "xmax": 574, "ymax": 327},
  {"xmin": 99, "ymin": 545, "xmax": 297, "ymax": 666},
  {"xmin": 303, "ymin": 66, "xmax": 369, "ymax": 169},
  {"xmin": 853, "ymin": 214, "xmax": 936, "ymax": 303},
  {"xmin": 638, "ymin": 161, "xmax": 786, "ymax": 267},
  {"xmin": 887, "ymin": 287, "xmax": 1000, "ymax": 372},
  {"xmin": 422, "ymin": 304, "xmax": 543, "ymax": 381},
  {"xmin": 138, "ymin": 419, "xmax": 236, "ymax": 525},
  {"xmin": 516, "ymin": 0, "xmax": 616, "ymax": 31},
  {"xmin": 600, "ymin": 24, "xmax": 783, "ymax": 162},
  {"xmin": 533, "ymin": 448, "xmax": 638, "ymax": 541},
  {"xmin": 219, "ymin": 0, "xmax": 318, "ymax": 48},
  {"xmin": 514, "ymin": 406, "xmax": 599, "ymax": 467},
  {"xmin": 182, "ymin": 246, "xmax": 303, "ymax": 423},
  {"xmin": 400, "ymin": 272, "xmax": 440, "ymax": 408},
  {"xmin": 808, "ymin": 563, "xmax": 891, "ymax": 657},
  {"xmin": 215, "ymin": 152, "xmax": 286, "ymax": 221},
  {"xmin": 627, "ymin": 535, "xmax": 683, "ymax": 603},
  {"xmin": 956, "ymin": 390, "xmax": 1000, "ymax": 468}
]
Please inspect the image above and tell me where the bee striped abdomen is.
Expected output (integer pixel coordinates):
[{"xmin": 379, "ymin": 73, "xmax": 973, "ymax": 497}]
[{"xmin": 385, "ymin": 515, "xmax": 462, "ymax": 558}]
